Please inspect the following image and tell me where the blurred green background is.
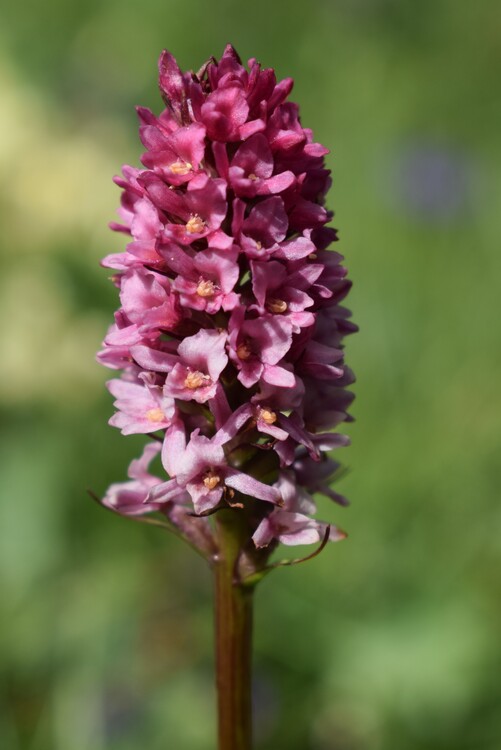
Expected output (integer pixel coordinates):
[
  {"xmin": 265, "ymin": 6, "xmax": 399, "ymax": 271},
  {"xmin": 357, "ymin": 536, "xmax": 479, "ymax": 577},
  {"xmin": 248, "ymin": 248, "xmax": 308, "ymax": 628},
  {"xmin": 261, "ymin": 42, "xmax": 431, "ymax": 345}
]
[{"xmin": 1, "ymin": 0, "xmax": 500, "ymax": 748}]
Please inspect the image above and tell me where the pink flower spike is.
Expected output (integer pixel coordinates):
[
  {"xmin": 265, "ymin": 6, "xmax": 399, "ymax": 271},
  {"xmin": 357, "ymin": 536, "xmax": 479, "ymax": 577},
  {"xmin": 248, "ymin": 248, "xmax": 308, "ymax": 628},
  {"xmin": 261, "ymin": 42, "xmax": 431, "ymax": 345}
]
[{"xmin": 99, "ymin": 46, "xmax": 356, "ymax": 567}]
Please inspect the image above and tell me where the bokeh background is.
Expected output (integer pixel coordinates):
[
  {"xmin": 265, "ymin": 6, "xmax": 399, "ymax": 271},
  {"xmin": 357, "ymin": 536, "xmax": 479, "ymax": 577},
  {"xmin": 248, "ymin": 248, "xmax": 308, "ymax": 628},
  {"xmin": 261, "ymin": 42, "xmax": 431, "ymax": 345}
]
[{"xmin": 1, "ymin": 1, "xmax": 500, "ymax": 748}]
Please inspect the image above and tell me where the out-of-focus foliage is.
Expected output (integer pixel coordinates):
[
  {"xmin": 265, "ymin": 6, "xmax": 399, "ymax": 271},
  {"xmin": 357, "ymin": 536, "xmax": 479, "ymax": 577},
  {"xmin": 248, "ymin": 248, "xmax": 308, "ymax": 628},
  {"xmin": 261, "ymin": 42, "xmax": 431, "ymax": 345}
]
[{"xmin": 1, "ymin": 1, "xmax": 500, "ymax": 748}]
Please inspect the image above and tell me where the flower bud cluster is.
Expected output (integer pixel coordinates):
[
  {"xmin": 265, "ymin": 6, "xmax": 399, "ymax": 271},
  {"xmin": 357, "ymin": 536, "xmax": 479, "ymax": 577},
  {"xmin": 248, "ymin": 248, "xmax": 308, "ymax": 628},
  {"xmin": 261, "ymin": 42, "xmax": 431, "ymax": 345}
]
[{"xmin": 98, "ymin": 46, "xmax": 356, "ymax": 557}]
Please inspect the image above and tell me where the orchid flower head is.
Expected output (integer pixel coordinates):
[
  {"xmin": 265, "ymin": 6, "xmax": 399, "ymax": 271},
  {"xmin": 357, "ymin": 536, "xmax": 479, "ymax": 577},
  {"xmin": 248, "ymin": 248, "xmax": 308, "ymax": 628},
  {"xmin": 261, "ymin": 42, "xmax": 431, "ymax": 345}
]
[{"xmin": 97, "ymin": 45, "xmax": 356, "ymax": 572}]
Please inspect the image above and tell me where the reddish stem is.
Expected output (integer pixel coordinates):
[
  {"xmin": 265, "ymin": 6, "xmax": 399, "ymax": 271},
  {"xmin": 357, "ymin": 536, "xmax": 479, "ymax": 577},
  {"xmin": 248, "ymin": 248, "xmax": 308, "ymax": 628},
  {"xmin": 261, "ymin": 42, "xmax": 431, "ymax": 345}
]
[{"xmin": 214, "ymin": 511, "xmax": 254, "ymax": 750}]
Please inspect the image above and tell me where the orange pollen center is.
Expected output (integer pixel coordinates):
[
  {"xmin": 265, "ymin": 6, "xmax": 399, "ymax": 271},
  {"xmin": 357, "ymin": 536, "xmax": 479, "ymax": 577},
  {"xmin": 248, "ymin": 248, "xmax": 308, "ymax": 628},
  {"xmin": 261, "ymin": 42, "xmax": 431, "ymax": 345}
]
[
  {"xmin": 184, "ymin": 370, "xmax": 211, "ymax": 389},
  {"xmin": 255, "ymin": 241, "xmax": 263, "ymax": 250},
  {"xmin": 203, "ymin": 470, "xmax": 221, "ymax": 490},
  {"xmin": 170, "ymin": 160, "xmax": 193, "ymax": 175},
  {"xmin": 248, "ymin": 173, "xmax": 259, "ymax": 181},
  {"xmin": 145, "ymin": 408, "xmax": 165, "ymax": 423},
  {"xmin": 196, "ymin": 278, "xmax": 216, "ymax": 297},
  {"xmin": 266, "ymin": 298, "xmax": 288, "ymax": 314},
  {"xmin": 259, "ymin": 407, "xmax": 277, "ymax": 425},
  {"xmin": 236, "ymin": 341, "xmax": 252, "ymax": 361},
  {"xmin": 185, "ymin": 214, "xmax": 205, "ymax": 234}
]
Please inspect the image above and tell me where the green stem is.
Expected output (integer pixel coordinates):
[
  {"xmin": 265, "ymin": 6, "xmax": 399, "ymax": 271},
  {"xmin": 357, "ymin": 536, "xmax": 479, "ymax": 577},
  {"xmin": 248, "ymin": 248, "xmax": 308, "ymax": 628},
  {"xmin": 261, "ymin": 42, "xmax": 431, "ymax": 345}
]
[{"xmin": 214, "ymin": 511, "xmax": 254, "ymax": 750}]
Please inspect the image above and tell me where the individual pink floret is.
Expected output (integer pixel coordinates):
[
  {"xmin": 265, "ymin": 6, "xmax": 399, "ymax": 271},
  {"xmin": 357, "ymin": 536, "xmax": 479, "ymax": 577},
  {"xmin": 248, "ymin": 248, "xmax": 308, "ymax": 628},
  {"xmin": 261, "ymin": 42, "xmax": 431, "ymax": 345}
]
[
  {"xmin": 171, "ymin": 246, "xmax": 240, "ymax": 313},
  {"xmin": 250, "ymin": 259, "xmax": 321, "ymax": 332},
  {"xmin": 151, "ymin": 421, "xmax": 282, "ymax": 515},
  {"xmin": 220, "ymin": 133, "xmax": 295, "ymax": 198},
  {"xmin": 140, "ymin": 172, "xmax": 227, "ymax": 245},
  {"xmin": 200, "ymin": 85, "xmax": 250, "ymax": 142},
  {"xmin": 252, "ymin": 471, "xmax": 346, "ymax": 547},
  {"xmin": 119, "ymin": 267, "xmax": 182, "ymax": 334},
  {"xmin": 232, "ymin": 196, "xmax": 288, "ymax": 258},
  {"xmin": 228, "ymin": 308, "xmax": 294, "ymax": 388},
  {"xmin": 101, "ymin": 442, "xmax": 164, "ymax": 516},
  {"xmin": 140, "ymin": 122, "xmax": 207, "ymax": 186},
  {"xmin": 107, "ymin": 377, "xmax": 175, "ymax": 435},
  {"xmin": 163, "ymin": 329, "xmax": 228, "ymax": 403}
]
